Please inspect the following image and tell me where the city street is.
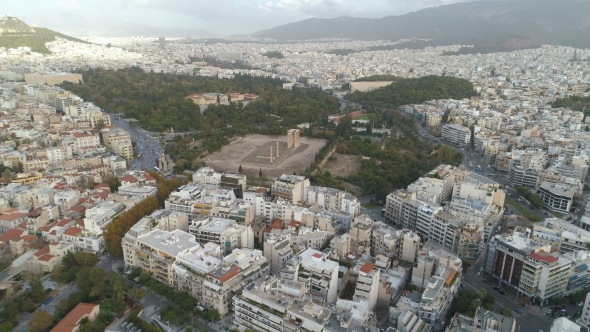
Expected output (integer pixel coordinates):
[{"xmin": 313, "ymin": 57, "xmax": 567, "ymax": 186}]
[
  {"xmin": 463, "ymin": 253, "xmax": 554, "ymax": 332},
  {"xmin": 108, "ymin": 114, "xmax": 162, "ymax": 171}
]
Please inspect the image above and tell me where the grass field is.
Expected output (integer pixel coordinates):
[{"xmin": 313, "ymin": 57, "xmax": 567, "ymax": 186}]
[
  {"xmin": 353, "ymin": 115, "xmax": 370, "ymax": 121},
  {"xmin": 506, "ymin": 196, "xmax": 543, "ymax": 222},
  {"xmin": 99, "ymin": 300, "xmax": 117, "ymax": 312},
  {"xmin": 361, "ymin": 202, "xmax": 382, "ymax": 209}
]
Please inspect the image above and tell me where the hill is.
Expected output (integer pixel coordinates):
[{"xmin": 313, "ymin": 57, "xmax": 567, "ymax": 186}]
[
  {"xmin": 344, "ymin": 76, "xmax": 475, "ymax": 109},
  {"xmin": 253, "ymin": 0, "xmax": 590, "ymax": 51},
  {"xmin": 0, "ymin": 16, "xmax": 90, "ymax": 53}
]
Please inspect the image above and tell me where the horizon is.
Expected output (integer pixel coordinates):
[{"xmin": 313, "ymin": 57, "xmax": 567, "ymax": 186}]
[{"xmin": 1, "ymin": 0, "xmax": 513, "ymax": 37}]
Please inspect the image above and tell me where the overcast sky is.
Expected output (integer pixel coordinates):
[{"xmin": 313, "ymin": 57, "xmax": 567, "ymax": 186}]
[{"xmin": 8, "ymin": 0, "xmax": 499, "ymax": 35}]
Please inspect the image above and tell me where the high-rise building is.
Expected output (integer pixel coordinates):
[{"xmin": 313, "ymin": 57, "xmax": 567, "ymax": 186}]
[{"xmin": 159, "ymin": 37, "xmax": 166, "ymax": 49}]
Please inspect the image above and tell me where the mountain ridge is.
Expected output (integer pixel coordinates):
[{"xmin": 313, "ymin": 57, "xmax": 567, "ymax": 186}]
[
  {"xmin": 0, "ymin": 16, "xmax": 89, "ymax": 53},
  {"xmin": 253, "ymin": 0, "xmax": 590, "ymax": 50}
]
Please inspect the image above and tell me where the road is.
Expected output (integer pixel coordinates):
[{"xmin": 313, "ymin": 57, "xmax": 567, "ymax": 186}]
[
  {"xmin": 13, "ymin": 284, "xmax": 78, "ymax": 332},
  {"xmin": 109, "ymin": 114, "xmax": 162, "ymax": 171},
  {"xmin": 463, "ymin": 252, "xmax": 554, "ymax": 332}
]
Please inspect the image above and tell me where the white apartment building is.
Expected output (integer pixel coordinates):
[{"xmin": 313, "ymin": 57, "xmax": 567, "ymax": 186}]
[
  {"xmin": 123, "ymin": 228, "xmax": 200, "ymax": 285},
  {"xmin": 441, "ymin": 124, "xmax": 471, "ymax": 146},
  {"xmin": 83, "ymin": 201, "xmax": 126, "ymax": 236},
  {"xmin": 118, "ymin": 185, "xmax": 158, "ymax": 200},
  {"xmin": 539, "ymin": 181, "xmax": 575, "ymax": 214},
  {"xmin": 271, "ymin": 174, "xmax": 310, "ymax": 204},
  {"xmin": 264, "ymin": 233, "xmax": 294, "ymax": 273},
  {"xmin": 233, "ymin": 277, "xmax": 302, "ymax": 332},
  {"xmin": 72, "ymin": 132, "xmax": 100, "ymax": 154},
  {"xmin": 281, "ymin": 248, "xmax": 339, "ymax": 303},
  {"xmin": 419, "ymin": 265, "xmax": 459, "ymax": 326},
  {"xmin": 303, "ymin": 186, "xmax": 360, "ymax": 218}
]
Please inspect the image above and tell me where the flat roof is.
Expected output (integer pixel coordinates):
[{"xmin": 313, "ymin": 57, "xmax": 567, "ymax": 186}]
[{"xmin": 138, "ymin": 229, "xmax": 199, "ymax": 257}]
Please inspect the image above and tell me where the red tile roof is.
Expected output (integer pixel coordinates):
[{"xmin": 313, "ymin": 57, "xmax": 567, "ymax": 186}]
[
  {"xmin": 530, "ymin": 250, "xmax": 558, "ymax": 263},
  {"xmin": 360, "ymin": 262, "xmax": 374, "ymax": 274},
  {"xmin": 64, "ymin": 227, "xmax": 82, "ymax": 236},
  {"xmin": 21, "ymin": 235, "xmax": 37, "ymax": 243},
  {"xmin": 0, "ymin": 229, "xmax": 26, "ymax": 243},
  {"xmin": 38, "ymin": 254, "xmax": 55, "ymax": 262},
  {"xmin": 0, "ymin": 211, "xmax": 28, "ymax": 221},
  {"xmin": 265, "ymin": 218, "xmax": 283, "ymax": 233},
  {"xmin": 209, "ymin": 265, "xmax": 241, "ymax": 283},
  {"xmin": 288, "ymin": 220, "xmax": 300, "ymax": 228},
  {"xmin": 94, "ymin": 183, "xmax": 110, "ymax": 189},
  {"xmin": 120, "ymin": 175, "xmax": 138, "ymax": 183},
  {"xmin": 143, "ymin": 174, "xmax": 156, "ymax": 181},
  {"xmin": 34, "ymin": 246, "xmax": 50, "ymax": 257},
  {"xmin": 312, "ymin": 253, "xmax": 323, "ymax": 259},
  {"xmin": 69, "ymin": 205, "xmax": 86, "ymax": 213},
  {"xmin": 51, "ymin": 303, "xmax": 99, "ymax": 332}
]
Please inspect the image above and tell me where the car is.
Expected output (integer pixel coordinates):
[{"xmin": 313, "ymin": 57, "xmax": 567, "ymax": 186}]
[
  {"xmin": 477, "ymin": 272, "xmax": 481, "ymax": 275},
  {"xmin": 492, "ymin": 287, "xmax": 500, "ymax": 291},
  {"xmin": 499, "ymin": 291, "xmax": 506, "ymax": 296},
  {"xmin": 515, "ymin": 309, "xmax": 523, "ymax": 315},
  {"xmin": 579, "ymin": 302, "xmax": 585, "ymax": 306}
]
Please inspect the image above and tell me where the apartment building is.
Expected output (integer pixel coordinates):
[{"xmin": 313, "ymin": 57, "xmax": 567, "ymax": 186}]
[
  {"xmin": 281, "ymin": 248, "xmax": 339, "ymax": 302},
  {"xmin": 271, "ymin": 174, "xmax": 310, "ymax": 204},
  {"xmin": 82, "ymin": 109, "xmax": 111, "ymax": 128},
  {"xmin": 425, "ymin": 112, "xmax": 443, "ymax": 127},
  {"xmin": 72, "ymin": 132, "xmax": 100, "ymax": 154},
  {"xmin": 371, "ymin": 221, "xmax": 401, "ymax": 258},
  {"xmin": 535, "ymin": 218, "xmax": 590, "ymax": 253},
  {"xmin": 349, "ymin": 214, "xmax": 374, "ymax": 255},
  {"xmin": 539, "ymin": 181, "xmax": 575, "ymax": 214},
  {"xmin": 102, "ymin": 128, "xmax": 133, "ymax": 159},
  {"xmin": 418, "ymin": 265, "xmax": 459, "ymax": 326},
  {"xmin": 303, "ymin": 186, "xmax": 360, "ymax": 218},
  {"xmin": 233, "ymin": 277, "xmax": 302, "ymax": 332},
  {"xmin": 492, "ymin": 229, "xmax": 573, "ymax": 304},
  {"xmin": 122, "ymin": 228, "xmax": 200, "ymax": 284},
  {"xmin": 264, "ymin": 233, "xmax": 293, "ymax": 273},
  {"xmin": 118, "ymin": 185, "xmax": 158, "ymax": 200},
  {"xmin": 295, "ymin": 227, "xmax": 329, "ymax": 250},
  {"xmin": 190, "ymin": 217, "xmax": 235, "ymax": 244},
  {"xmin": 441, "ymin": 124, "xmax": 471, "ymax": 146},
  {"xmin": 389, "ymin": 309, "xmax": 431, "ymax": 332},
  {"xmin": 220, "ymin": 173, "xmax": 247, "ymax": 199},
  {"xmin": 83, "ymin": 201, "xmax": 126, "ymax": 236}
]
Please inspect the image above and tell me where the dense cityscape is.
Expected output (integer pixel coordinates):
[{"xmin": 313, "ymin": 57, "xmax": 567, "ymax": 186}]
[{"xmin": 0, "ymin": 8, "xmax": 589, "ymax": 332}]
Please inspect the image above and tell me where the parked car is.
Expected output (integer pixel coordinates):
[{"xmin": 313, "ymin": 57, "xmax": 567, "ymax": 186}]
[
  {"xmin": 515, "ymin": 309, "xmax": 523, "ymax": 315},
  {"xmin": 499, "ymin": 291, "xmax": 506, "ymax": 296}
]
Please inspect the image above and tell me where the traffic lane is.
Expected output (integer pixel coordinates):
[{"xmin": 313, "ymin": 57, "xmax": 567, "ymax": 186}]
[{"xmin": 461, "ymin": 276, "xmax": 552, "ymax": 332}]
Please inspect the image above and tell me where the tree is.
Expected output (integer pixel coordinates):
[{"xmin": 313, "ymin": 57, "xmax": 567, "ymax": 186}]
[
  {"xmin": 128, "ymin": 287, "xmax": 146, "ymax": 307},
  {"xmin": 28, "ymin": 310, "xmax": 54, "ymax": 332},
  {"xmin": 238, "ymin": 165, "xmax": 243, "ymax": 174},
  {"xmin": 0, "ymin": 321, "xmax": 15, "ymax": 332},
  {"xmin": 75, "ymin": 252, "xmax": 98, "ymax": 267},
  {"xmin": 259, "ymin": 167, "xmax": 262, "ymax": 177},
  {"xmin": 500, "ymin": 307, "xmax": 513, "ymax": 317},
  {"xmin": 95, "ymin": 120, "xmax": 106, "ymax": 130},
  {"xmin": 202, "ymin": 309, "xmax": 220, "ymax": 322},
  {"xmin": 366, "ymin": 123, "xmax": 372, "ymax": 135},
  {"xmin": 0, "ymin": 301, "xmax": 18, "ymax": 321},
  {"xmin": 108, "ymin": 176, "xmax": 121, "ymax": 193},
  {"xmin": 2, "ymin": 169, "xmax": 11, "ymax": 181}
]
